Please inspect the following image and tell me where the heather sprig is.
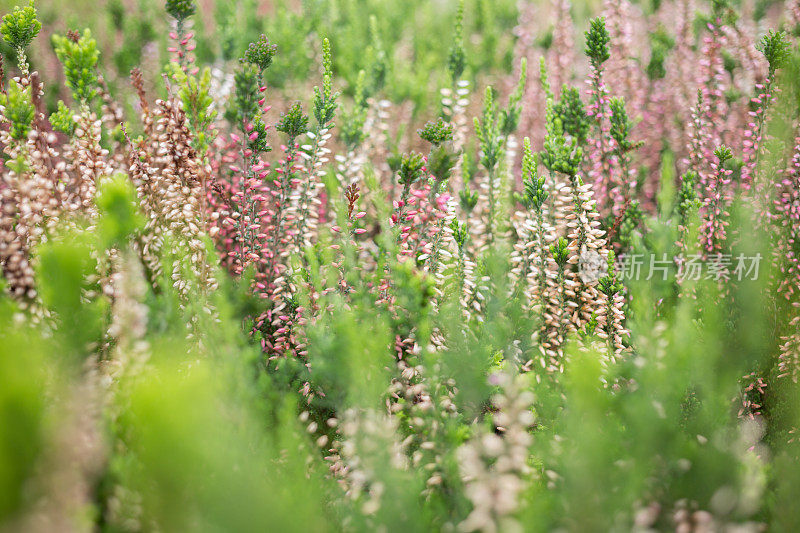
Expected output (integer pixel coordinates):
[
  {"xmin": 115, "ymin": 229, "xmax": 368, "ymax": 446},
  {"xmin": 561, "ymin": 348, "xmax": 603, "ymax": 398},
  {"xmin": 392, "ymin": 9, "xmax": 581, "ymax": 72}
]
[
  {"xmin": 165, "ymin": 0, "xmax": 197, "ymax": 73},
  {"xmin": 741, "ymin": 30, "xmax": 791, "ymax": 193},
  {"xmin": 539, "ymin": 56, "xmax": 554, "ymax": 103},
  {"xmin": 597, "ymin": 250, "xmax": 626, "ymax": 356},
  {"xmin": 549, "ymin": 236, "xmax": 571, "ymax": 347},
  {"xmin": 366, "ymin": 16, "xmax": 388, "ymax": 95},
  {"xmin": 459, "ymin": 187, "xmax": 479, "ymax": 212},
  {"xmin": 541, "ymin": 94, "xmax": 583, "ymax": 177},
  {"xmin": 52, "ymin": 29, "xmax": 100, "ymax": 104},
  {"xmin": 165, "ymin": 0, "xmax": 195, "ymax": 22},
  {"xmin": 597, "ymin": 254, "xmax": 623, "ymax": 299},
  {"xmin": 585, "ymin": 16, "xmax": 611, "ymax": 69},
  {"xmin": 609, "ymin": 97, "xmax": 637, "ymax": 155},
  {"xmin": 168, "ymin": 65, "xmax": 217, "ymax": 154},
  {"xmin": 450, "ymin": 218, "xmax": 468, "ymax": 251},
  {"xmin": 676, "ymin": 170, "xmax": 701, "ymax": 224},
  {"xmin": 293, "ymin": 38, "xmax": 338, "ymax": 258},
  {"xmin": 499, "ymin": 58, "xmax": 527, "ymax": 137},
  {"xmin": 583, "ymin": 17, "xmax": 616, "ymax": 215},
  {"xmin": 419, "ymin": 118, "xmax": 458, "ymax": 187},
  {"xmin": 242, "ymin": 34, "xmax": 278, "ymax": 74},
  {"xmin": 514, "ymin": 137, "xmax": 549, "ymax": 304},
  {"xmin": 276, "ymin": 102, "xmax": 310, "ymax": 142},
  {"xmin": 397, "ymin": 151, "xmax": 425, "ymax": 186},
  {"xmin": 49, "ymin": 100, "xmax": 76, "ymax": 136},
  {"xmin": 551, "ymin": 236, "xmax": 570, "ymax": 267},
  {"xmin": 447, "ymin": 0, "xmax": 466, "ymax": 83},
  {"xmin": 0, "ymin": 80, "xmax": 34, "ymax": 140},
  {"xmin": 418, "ymin": 118, "xmax": 454, "ymax": 146},
  {"xmin": 519, "ymin": 138, "xmax": 547, "ymax": 211},
  {"xmin": 340, "ymin": 70, "xmax": 368, "ymax": 150},
  {"xmin": 607, "ymin": 96, "xmax": 640, "ymax": 212},
  {"xmin": 473, "ymin": 86, "xmax": 511, "ymax": 244},
  {"xmin": 231, "ymin": 64, "xmax": 263, "ymax": 126},
  {"xmin": 474, "ymin": 87, "xmax": 502, "ymax": 172},
  {"xmin": 714, "ymin": 145, "xmax": 733, "ymax": 167},
  {"xmin": 758, "ymin": 30, "xmax": 791, "ymax": 75},
  {"xmin": 312, "ymin": 38, "xmax": 338, "ymax": 128},
  {"xmin": 700, "ymin": 146, "xmax": 734, "ymax": 254},
  {"xmin": 0, "ymin": 0, "xmax": 40, "ymax": 72},
  {"xmin": 553, "ymin": 85, "xmax": 590, "ymax": 147}
]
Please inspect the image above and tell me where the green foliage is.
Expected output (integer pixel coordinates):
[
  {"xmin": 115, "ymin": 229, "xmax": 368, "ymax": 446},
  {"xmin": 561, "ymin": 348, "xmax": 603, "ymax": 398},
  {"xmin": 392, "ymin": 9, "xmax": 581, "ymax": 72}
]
[
  {"xmin": 676, "ymin": 170, "xmax": 700, "ymax": 222},
  {"xmin": 213, "ymin": 0, "xmax": 516, "ymax": 112},
  {"xmin": 647, "ymin": 45, "xmax": 667, "ymax": 80},
  {"xmin": 647, "ymin": 27, "xmax": 675, "ymax": 80},
  {"xmin": 710, "ymin": 0, "xmax": 738, "ymax": 25},
  {"xmin": 1, "ymin": 3, "xmax": 799, "ymax": 532},
  {"xmin": 313, "ymin": 38, "xmax": 338, "ymax": 128},
  {"xmin": 758, "ymin": 30, "xmax": 790, "ymax": 75},
  {"xmin": 35, "ymin": 229, "xmax": 108, "ymax": 362},
  {"xmin": 52, "ymin": 29, "xmax": 100, "ymax": 104},
  {"xmin": 114, "ymin": 358, "xmax": 332, "ymax": 532},
  {"xmin": 0, "ymin": 79, "xmax": 34, "ymax": 140},
  {"xmin": 714, "ymin": 145, "xmax": 733, "ymax": 164},
  {"xmin": 0, "ymin": 308, "xmax": 48, "ymax": 522},
  {"xmin": 618, "ymin": 200, "xmax": 644, "ymax": 248},
  {"xmin": 550, "ymin": 236, "xmax": 570, "ymax": 267},
  {"xmin": 553, "ymin": 85, "xmax": 590, "ymax": 146},
  {"xmin": 474, "ymin": 86, "xmax": 502, "ymax": 171},
  {"xmin": 609, "ymin": 97, "xmax": 636, "ymax": 154},
  {"xmin": 541, "ymin": 87, "xmax": 583, "ymax": 176},
  {"xmin": 450, "ymin": 218, "xmax": 468, "ymax": 250},
  {"xmin": 216, "ymin": 0, "xmax": 264, "ymax": 62},
  {"xmin": 241, "ymin": 33, "xmax": 278, "ymax": 73},
  {"xmin": 366, "ymin": 15, "xmax": 387, "ymax": 95},
  {"xmin": 447, "ymin": 0, "xmax": 466, "ymax": 82},
  {"xmin": 585, "ymin": 16, "xmax": 611, "ymax": 68},
  {"xmin": 598, "ymin": 252, "xmax": 623, "ymax": 297},
  {"xmin": 418, "ymin": 117, "xmax": 454, "ymax": 146},
  {"xmin": 397, "ymin": 151, "xmax": 425, "ymax": 186},
  {"xmin": 539, "ymin": 56, "xmax": 553, "ymax": 102},
  {"xmin": 518, "ymin": 137, "xmax": 547, "ymax": 211},
  {"xmin": 96, "ymin": 173, "xmax": 144, "ymax": 248},
  {"xmin": 111, "ymin": 8, "xmax": 157, "ymax": 75},
  {"xmin": 49, "ymin": 100, "xmax": 76, "ymax": 136},
  {"xmin": 165, "ymin": 0, "xmax": 195, "ymax": 21},
  {"xmin": 340, "ymin": 70, "xmax": 368, "ymax": 150},
  {"xmin": 0, "ymin": 0, "xmax": 40, "ymax": 51},
  {"xmin": 231, "ymin": 63, "xmax": 262, "ymax": 126},
  {"xmin": 499, "ymin": 58, "xmax": 526, "ymax": 136},
  {"xmin": 168, "ymin": 64, "xmax": 217, "ymax": 154},
  {"xmin": 276, "ymin": 102, "xmax": 310, "ymax": 140},
  {"xmin": 459, "ymin": 186, "xmax": 479, "ymax": 212},
  {"xmin": 427, "ymin": 143, "xmax": 459, "ymax": 184}
]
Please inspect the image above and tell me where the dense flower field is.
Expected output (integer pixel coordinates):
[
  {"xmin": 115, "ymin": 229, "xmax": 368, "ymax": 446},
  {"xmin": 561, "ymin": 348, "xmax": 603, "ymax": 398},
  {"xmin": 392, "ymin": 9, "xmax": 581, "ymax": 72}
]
[{"xmin": 1, "ymin": 0, "xmax": 800, "ymax": 530}]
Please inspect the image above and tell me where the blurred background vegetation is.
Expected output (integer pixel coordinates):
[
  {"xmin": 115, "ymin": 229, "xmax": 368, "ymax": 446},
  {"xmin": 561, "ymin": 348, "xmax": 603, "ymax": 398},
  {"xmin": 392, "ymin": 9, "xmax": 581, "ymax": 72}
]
[
  {"xmin": 2, "ymin": 0, "xmax": 800, "ymax": 530},
  {"xmin": 0, "ymin": 0, "xmax": 543, "ymax": 114}
]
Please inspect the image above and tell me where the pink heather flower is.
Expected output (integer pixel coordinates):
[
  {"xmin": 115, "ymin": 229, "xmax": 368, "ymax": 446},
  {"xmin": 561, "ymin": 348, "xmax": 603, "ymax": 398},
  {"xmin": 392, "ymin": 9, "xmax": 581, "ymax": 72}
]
[{"xmin": 699, "ymin": 150, "xmax": 733, "ymax": 255}]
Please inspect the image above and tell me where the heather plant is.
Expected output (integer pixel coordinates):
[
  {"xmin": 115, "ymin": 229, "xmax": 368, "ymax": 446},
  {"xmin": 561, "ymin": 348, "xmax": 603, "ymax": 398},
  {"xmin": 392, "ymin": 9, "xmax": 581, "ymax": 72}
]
[
  {"xmin": 52, "ymin": 29, "xmax": 100, "ymax": 104},
  {"xmin": 0, "ymin": 78, "xmax": 33, "ymax": 139},
  {"xmin": 2, "ymin": 0, "xmax": 800, "ymax": 531},
  {"xmin": 0, "ymin": 0, "xmax": 39, "ymax": 74}
]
